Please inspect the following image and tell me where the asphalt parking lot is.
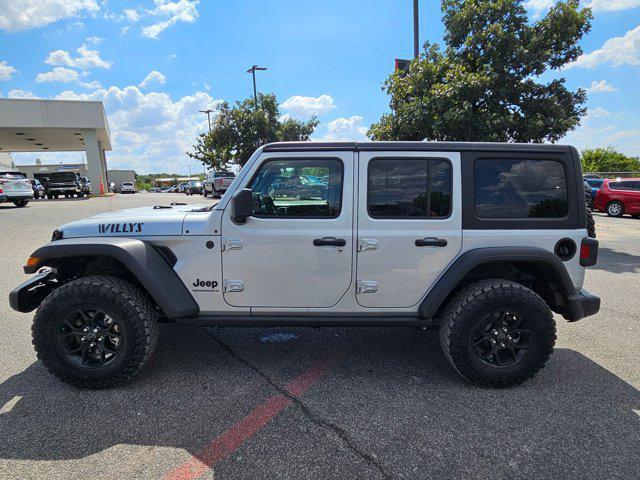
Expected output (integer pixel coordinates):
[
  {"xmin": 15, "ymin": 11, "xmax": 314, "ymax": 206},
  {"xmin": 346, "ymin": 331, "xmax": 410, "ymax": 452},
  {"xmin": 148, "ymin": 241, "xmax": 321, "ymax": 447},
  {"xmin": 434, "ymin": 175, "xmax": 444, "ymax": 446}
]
[{"xmin": 0, "ymin": 194, "xmax": 638, "ymax": 479}]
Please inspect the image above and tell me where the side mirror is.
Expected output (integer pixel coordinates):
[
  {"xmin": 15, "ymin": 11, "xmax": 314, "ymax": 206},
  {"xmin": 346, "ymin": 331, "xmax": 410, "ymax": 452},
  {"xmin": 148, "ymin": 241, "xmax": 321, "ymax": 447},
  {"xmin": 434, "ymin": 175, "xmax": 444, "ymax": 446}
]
[{"xmin": 232, "ymin": 188, "xmax": 254, "ymax": 224}]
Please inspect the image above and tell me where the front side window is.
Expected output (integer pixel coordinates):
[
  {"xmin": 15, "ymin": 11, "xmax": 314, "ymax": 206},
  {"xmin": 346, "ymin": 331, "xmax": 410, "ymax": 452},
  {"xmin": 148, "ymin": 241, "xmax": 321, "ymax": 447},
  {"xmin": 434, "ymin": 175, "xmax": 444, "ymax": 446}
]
[
  {"xmin": 474, "ymin": 159, "xmax": 569, "ymax": 218},
  {"xmin": 249, "ymin": 158, "xmax": 342, "ymax": 218},
  {"xmin": 367, "ymin": 158, "xmax": 452, "ymax": 218}
]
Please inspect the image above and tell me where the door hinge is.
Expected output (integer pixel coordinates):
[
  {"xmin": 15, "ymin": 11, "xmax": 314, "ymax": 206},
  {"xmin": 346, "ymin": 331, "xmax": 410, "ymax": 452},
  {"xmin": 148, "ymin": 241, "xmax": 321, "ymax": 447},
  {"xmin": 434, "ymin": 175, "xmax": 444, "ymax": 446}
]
[
  {"xmin": 356, "ymin": 280, "xmax": 378, "ymax": 294},
  {"xmin": 223, "ymin": 280, "xmax": 245, "ymax": 293},
  {"xmin": 358, "ymin": 239, "xmax": 379, "ymax": 252},
  {"xmin": 222, "ymin": 238, "xmax": 243, "ymax": 251}
]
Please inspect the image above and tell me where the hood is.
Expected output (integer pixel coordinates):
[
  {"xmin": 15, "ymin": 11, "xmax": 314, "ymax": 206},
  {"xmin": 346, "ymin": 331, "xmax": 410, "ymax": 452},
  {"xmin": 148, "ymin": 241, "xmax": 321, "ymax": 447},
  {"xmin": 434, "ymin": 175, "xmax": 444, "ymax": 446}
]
[{"xmin": 59, "ymin": 203, "xmax": 211, "ymax": 238}]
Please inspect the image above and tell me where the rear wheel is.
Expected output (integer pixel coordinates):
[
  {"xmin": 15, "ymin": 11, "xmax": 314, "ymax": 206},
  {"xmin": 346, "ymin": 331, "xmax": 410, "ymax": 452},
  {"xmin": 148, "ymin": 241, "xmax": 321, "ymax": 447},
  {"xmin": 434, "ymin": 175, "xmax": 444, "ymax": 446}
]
[
  {"xmin": 606, "ymin": 201, "xmax": 624, "ymax": 217},
  {"xmin": 32, "ymin": 276, "xmax": 159, "ymax": 389},
  {"xmin": 13, "ymin": 199, "xmax": 29, "ymax": 207},
  {"xmin": 203, "ymin": 188, "xmax": 208, "ymax": 197},
  {"xmin": 439, "ymin": 279, "xmax": 556, "ymax": 388},
  {"xmin": 586, "ymin": 208, "xmax": 596, "ymax": 238}
]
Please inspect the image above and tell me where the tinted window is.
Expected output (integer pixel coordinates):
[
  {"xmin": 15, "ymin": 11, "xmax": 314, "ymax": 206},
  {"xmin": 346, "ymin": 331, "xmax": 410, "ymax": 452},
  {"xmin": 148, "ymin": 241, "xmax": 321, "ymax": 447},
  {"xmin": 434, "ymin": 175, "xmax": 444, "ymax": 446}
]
[
  {"xmin": 586, "ymin": 179, "xmax": 603, "ymax": 188},
  {"xmin": 215, "ymin": 171, "xmax": 234, "ymax": 178},
  {"xmin": 249, "ymin": 158, "xmax": 342, "ymax": 218},
  {"xmin": 609, "ymin": 181, "xmax": 638, "ymax": 191},
  {"xmin": 475, "ymin": 159, "xmax": 568, "ymax": 218},
  {"xmin": 367, "ymin": 159, "xmax": 452, "ymax": 218}
]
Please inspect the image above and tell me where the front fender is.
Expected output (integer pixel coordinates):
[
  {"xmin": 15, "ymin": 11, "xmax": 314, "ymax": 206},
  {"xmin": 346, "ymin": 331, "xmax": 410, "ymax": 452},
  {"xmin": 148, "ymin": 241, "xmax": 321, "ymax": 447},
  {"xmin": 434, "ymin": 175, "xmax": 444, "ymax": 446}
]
[{"xmin": 19, "ymin": 237, "xmax": 199, "ymax": 319}]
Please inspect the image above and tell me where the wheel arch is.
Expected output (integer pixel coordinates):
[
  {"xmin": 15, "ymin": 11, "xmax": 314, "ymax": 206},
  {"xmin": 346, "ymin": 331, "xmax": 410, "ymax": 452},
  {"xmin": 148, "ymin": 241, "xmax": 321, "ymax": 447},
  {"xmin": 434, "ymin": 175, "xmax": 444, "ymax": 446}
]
[
  {"xmin": 419, "ymin": 247, "xmax": 577, "ymax": 321},
  {"xmin": 22, "ymin": 238, "xmax": 199, "ymax": 319}
]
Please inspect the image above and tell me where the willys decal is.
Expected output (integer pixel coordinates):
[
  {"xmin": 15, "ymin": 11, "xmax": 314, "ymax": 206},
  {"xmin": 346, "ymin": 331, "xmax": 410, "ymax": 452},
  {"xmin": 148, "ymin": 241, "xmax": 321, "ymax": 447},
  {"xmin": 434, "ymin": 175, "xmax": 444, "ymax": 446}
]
[{"xmin": 98, "ymin": 223, "xmax": 144, "ymax": 234}]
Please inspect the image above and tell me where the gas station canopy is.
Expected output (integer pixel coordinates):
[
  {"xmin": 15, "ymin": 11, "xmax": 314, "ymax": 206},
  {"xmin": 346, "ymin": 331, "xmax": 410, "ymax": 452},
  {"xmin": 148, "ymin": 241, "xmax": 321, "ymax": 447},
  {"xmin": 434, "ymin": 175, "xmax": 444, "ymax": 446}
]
[{"xmin": 0, "ymin": 98, "xmax": 112, "ymax": 192}]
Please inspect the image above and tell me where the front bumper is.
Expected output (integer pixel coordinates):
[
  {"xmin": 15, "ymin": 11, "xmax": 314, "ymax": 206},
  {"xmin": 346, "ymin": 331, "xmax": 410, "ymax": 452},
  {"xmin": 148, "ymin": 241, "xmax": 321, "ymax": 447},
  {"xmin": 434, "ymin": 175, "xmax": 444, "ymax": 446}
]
[
  {"xmin": 564, "ymin": 289, "xmax": 601, "ymax": 322},
  {"xmin": 9, "ymin": 270, "xmax": 58, "ymax": 313}
]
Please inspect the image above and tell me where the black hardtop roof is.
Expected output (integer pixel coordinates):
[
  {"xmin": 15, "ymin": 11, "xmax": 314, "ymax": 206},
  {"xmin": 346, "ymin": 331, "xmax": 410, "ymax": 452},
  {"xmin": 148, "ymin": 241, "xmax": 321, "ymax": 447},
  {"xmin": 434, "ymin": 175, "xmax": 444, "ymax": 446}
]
[{"xmin": 262, "ymin": 141, "xmax": 574, "ymax": 154}]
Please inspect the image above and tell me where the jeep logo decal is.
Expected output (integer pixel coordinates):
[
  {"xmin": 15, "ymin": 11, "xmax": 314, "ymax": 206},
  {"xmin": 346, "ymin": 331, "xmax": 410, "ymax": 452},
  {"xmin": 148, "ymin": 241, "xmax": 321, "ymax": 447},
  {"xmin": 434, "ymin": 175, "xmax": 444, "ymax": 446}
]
[
  {"xmin": 98, "ymin": 223, "xmax": 144, "ymax": 234},
  {"xmin": 192, "ymin": 278, "xmax": 219, "ymax": 293}
]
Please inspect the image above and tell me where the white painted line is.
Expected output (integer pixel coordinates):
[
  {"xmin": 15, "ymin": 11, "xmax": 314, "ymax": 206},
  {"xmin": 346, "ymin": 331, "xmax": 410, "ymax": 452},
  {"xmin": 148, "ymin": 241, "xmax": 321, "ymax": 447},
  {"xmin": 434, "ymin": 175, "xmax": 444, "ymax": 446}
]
[{"xmin": 0, "ymin": 395, "xmax": 22, "ymax": 414}]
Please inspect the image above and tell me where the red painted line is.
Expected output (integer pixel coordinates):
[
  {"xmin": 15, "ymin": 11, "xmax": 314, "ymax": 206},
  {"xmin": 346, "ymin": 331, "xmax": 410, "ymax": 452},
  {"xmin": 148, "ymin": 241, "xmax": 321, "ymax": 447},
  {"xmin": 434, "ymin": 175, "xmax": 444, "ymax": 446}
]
[{"xmin": 164, "ymin": 353, "xmax": 339, "ymax": 480}]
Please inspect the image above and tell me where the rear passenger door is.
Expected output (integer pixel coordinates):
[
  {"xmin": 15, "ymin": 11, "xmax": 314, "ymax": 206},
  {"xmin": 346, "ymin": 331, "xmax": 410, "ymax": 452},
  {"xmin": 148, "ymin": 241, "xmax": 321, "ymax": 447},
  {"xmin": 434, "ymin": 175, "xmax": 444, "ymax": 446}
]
[{"xmin": 356, "ymin": 151, "xmax": 462, "ymax": 308}]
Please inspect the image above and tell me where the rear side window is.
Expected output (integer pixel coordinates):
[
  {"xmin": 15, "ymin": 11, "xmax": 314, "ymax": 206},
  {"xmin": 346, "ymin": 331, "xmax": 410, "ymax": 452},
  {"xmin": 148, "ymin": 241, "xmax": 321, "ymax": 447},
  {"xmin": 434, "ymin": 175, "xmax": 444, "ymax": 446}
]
[
  {"xmin": 367, "ymin": 158, "xmax": 452, "ymax": 218},
  {"xmin": 609, "ymin": 181, "xmax": 638, "ymax": 191},
  {"xmin": 474, "ymin": 159, "xmax": 568, "ymax": 218}
]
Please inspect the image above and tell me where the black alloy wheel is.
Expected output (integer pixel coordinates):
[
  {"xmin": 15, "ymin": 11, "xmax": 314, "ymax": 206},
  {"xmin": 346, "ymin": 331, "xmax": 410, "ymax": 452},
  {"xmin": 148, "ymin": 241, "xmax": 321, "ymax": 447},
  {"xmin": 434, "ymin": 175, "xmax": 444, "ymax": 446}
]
[
  {"xmin": 55, "ymin": 308, "xmax": 123, "ymax": 368},
  {"xmin": 471, "ymin": 308, "xmax": 531, "ymax": 367}
]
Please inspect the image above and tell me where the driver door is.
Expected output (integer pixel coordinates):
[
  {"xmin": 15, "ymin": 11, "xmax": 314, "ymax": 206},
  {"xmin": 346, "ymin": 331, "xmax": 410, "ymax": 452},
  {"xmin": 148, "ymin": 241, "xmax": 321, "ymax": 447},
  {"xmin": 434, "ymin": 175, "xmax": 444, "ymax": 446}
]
[{"xmin": 221, "ymin": 152, "xmax": 354, "ymax": 308}]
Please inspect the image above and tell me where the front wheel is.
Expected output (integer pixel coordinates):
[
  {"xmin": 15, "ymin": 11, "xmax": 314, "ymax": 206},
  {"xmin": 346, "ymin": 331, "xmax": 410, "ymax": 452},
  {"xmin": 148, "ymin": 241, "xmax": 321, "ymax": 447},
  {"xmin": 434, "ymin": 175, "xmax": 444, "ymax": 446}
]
[
  {"xmin": 439, "ymin": 279, "xmax": 556, "ymax": 388},
  {"xmin": 32, "ymin": 276, "xmax": 159, "ymax": 389}
]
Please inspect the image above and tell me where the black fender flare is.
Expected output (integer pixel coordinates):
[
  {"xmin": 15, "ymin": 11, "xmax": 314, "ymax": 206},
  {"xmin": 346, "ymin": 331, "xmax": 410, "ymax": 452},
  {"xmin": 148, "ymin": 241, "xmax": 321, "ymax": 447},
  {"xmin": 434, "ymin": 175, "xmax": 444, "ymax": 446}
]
[
  {"xmin": 418, "ymin": 247, "xmax": 576, "ymax": 319},
  {"xmin": 22, "ymin": 237, "xmax": 199, "ymax": 319}
]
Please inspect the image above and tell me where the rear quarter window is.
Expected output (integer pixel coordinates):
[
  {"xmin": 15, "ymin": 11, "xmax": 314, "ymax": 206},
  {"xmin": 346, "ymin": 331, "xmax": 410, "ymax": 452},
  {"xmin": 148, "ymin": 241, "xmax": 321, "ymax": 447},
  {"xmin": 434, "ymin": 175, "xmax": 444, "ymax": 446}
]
[{"xmin": 474, "ymin": 159, "xmax": 569, "ymax": 218}]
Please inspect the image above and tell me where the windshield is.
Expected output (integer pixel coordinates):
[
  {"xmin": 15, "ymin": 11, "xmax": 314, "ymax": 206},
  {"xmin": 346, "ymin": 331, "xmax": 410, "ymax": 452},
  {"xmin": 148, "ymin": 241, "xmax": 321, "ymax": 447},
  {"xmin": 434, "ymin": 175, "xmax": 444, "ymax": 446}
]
[
  {"xmin": 0, "ymin": 173, "xmax": 26, "ymax": 180},
  {"xmin": 47, "ymin": 172, "xmax": 78, "ymax": 182}
]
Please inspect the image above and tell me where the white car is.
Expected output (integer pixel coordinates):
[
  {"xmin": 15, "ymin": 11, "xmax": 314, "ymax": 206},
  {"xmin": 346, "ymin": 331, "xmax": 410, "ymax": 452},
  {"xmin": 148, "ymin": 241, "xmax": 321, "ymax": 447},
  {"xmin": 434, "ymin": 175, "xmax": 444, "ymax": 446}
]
[
  {"xmin": 120, "ymin": 182, "xmax": 136, "ymax": 194},
  {"xmin": 11, "ymin": 142, "xmax": 600, "ymax": 389},
  {"xmin": 0, "ymin": 172, "xmax": 33, "ymax": 207}
]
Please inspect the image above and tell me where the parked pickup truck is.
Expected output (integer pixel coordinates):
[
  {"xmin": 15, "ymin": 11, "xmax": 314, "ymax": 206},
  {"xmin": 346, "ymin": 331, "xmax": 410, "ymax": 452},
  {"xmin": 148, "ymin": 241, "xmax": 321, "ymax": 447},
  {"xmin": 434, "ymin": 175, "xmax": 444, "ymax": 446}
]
[{"xmin": 34, "ymin": 172, "xmax": 84, "ymax": 199}]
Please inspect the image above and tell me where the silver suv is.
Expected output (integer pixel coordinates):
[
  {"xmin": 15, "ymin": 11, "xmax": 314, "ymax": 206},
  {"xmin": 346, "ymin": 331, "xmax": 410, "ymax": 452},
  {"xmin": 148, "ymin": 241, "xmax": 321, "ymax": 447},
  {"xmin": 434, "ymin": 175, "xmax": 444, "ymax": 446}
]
[
  {"xmin": 203, "ymin": 170, "xmax": 235, "ymax": 198},
  {"xmin": 0, "ymin": 171, "xmax": 33, "ymax": 207},
  {"xmin": 10, "ymin": 142, "xmax": 600, "ymax": 389}
]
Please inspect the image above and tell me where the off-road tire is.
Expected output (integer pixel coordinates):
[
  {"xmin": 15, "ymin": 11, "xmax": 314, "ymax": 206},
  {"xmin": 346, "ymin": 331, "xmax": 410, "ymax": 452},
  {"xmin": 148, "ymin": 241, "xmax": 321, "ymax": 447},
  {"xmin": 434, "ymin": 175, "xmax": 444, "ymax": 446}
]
[
  {"xmin": 32, "ymin": 276, "xmax": 159, "ymax": 389},
  {"xmin": 439, "ymin": 279, "xmax": 556, "ymax": 388},
  {"xmin": 606, "ymin": 201, "xmax": 624, "ymax": 217},
  {"xmin": 586, "ymin": 207, "xmax": 596, "ymax": 238},
  {"xmin": 203, "ymin": 189, "xmax": 208, "ymax": 197},
  {"xmin": 13, "ymin": 199, "xmax": 29, "ymax": 207}
]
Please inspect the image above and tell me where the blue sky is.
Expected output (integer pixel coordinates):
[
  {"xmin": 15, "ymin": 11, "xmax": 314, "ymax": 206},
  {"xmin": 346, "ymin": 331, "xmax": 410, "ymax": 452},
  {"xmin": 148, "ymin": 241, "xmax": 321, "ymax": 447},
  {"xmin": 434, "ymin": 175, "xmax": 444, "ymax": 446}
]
[{"xmin": 1, "ymin": 1, "xmax": 640, "ymax": 174}]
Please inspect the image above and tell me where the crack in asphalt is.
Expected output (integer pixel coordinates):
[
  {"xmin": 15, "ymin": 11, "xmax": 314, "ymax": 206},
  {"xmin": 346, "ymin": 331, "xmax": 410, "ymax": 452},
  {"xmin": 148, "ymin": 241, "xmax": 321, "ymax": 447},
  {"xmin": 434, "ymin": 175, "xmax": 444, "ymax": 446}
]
[{"xmin": 203, "ymin": 328, "xmax": 393, "ymax": 479}]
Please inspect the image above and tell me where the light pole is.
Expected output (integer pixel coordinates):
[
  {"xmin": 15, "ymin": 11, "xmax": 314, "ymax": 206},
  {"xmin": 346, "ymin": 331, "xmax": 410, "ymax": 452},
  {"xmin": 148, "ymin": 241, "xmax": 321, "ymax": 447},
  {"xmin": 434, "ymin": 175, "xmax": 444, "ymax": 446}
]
[
  {"xmin": 413, "ymin": 0, "xmax": 419, "ymax": 59},
  {"xmin": 246, "ymin": 65, "xmax": 267, "ymax": 107},
  {"xmin": 187, "ymin": 163, "xmax": 192, "ymax": 177},
  {"xmin": 199, "ymin": 109, "xmax": 213, "ymax": 132}
]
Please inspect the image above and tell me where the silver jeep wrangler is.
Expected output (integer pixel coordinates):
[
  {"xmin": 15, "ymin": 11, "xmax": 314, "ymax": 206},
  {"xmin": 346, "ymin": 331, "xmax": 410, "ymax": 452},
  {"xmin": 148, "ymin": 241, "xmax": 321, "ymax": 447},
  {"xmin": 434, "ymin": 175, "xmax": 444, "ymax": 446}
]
[{"xmin": 10, "ymin": 142, "xmax": 599, "ymax": 388}]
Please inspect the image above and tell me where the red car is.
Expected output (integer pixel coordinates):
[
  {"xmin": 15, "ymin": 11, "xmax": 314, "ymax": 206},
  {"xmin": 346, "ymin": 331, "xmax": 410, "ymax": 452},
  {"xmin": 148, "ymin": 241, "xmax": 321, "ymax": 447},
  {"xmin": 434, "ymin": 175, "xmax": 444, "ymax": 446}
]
[{"xmin": 594, "ymin": 178, "xmax": 640, "ymax": 217}]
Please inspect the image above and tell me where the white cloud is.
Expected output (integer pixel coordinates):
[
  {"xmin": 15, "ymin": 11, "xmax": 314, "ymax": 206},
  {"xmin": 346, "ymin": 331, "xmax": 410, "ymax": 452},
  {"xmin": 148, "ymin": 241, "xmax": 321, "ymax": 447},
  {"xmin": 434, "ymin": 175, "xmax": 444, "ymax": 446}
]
[
  {"xmin": 587, "ymin": 107, "xmax": 611, "ymax": 118},
  {"xmin": 569, "ymin": 25, "xmax": 640, "ymax": 69},
  {"xmin": 281, "ymin": 95, "xmax": 336, "ymax": 118},
  {"xmin": 36, "ymin": 67, "xmax": 79, "ymax": 83},
  {"xmin": 45, "ymin": 44, "xmax": 113, "ymax": 70},
  {"xmin": 0, "ymin": 0, "xmax": 99, "ymax": 32},
  {"xmin": 0, "ymin": 60, "xmax": 17, "ymax": 81},
  {"xmin": 53, "ymin": 85, "xmax": 221, "ymax": 174},
  {"xmin": 78, "ymin": 79, "xmax": 102, "ymax": 90},
  {"xmin": 142, "ymin": 0, "xmax": 199, "ymax": 39},
  {"xmin": 139, "ymin": 70, "xmax": 166, "ymax": 88},
  {"xmin": 7, "ymin": 89, "xmax": 38, "ymax": 99},
  {"xmin": 585, "ymin": 80, "xmax": 617, "ymax": 93},
  {"xmin": 86, "ymin": 36, "xmax": 104, "ymax": 44},
  {"xmin": 315, "ymin": 116, "xmax": 369, "ymax": 142},
  {"xmin": 588, "ymin": 0, "xmax": 640, "ymax": 12},
  {"xmin": 124, "ymin": 8, "xmax": 140, "ymax": 22},
  {"xmin": 527, "ymin": 0, "xmax": 640, "ymax": 15}
]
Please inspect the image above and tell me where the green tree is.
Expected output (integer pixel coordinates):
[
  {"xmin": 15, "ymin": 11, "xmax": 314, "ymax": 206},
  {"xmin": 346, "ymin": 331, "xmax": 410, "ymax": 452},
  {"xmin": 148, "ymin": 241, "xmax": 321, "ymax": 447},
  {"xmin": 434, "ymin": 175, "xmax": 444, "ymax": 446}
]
[
  {"xmin": 188, "ymin": 93, "xmax": 319, "ymax": 169},
  {"xmin": 368, "ymin": 0, "xmax": 592, "ymax": 143},
  {"xmin": 581, "ymin": 148, "xmax": 640, "ymax": 173}
]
